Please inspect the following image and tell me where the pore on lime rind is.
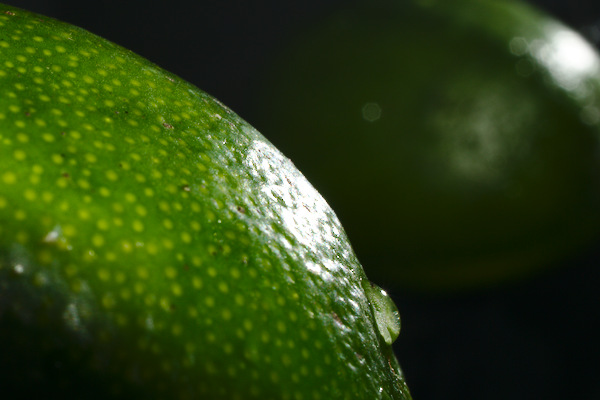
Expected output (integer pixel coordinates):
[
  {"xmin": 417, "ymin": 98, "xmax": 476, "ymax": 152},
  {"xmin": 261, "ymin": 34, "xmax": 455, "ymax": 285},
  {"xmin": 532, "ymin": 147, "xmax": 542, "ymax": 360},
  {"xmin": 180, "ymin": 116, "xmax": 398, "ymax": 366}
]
[
  {"xmin": 0, "ymin": 4, "xmax": 411, "ymax": 399},
  {"xmin": 250, "ymin": 0, "xmax": 600, "ymax": 292}
]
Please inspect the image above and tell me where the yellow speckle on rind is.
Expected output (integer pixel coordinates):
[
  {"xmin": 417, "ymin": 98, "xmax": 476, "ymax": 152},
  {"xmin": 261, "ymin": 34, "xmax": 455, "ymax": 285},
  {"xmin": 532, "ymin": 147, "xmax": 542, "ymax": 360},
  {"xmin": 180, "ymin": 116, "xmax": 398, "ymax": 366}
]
[
  {"xmin": 165, "ymin": 266, "xmax": 177, "ymax": 279},
  {"xmin": 105, "ymin": 170, "xmax": 118, "ymax": 181},
  {"xmin": 23, "ymin": 189, "xmax": 36, "ymax": 201},
  {"xmin": 51, "ymin": 154, "xmax": 64, "ymax": 164},
  {"xmin": 218, "ymin": 282, "xmax": 229, "ymax": 294},
  {"xmin": 2, "ymin": 171, "xmax": 17, "ymax": 184},
  {"xmin": 98, "ymin": 268, "xmax": 110, "ymax": 281},
  {"xmin": 171, "ymin": 283, "xmax": 183, "ymax": 296},
  {"xmin": 192, "ymin": 276, "xmax": 203, "ymax": 289},
  {"xmin": 181, "ymin": 232, "xmax": 192, "ymax": 243},
  {"xmin": 92, "ymin": 234, "xmax": 105, "ymax": 247},
  {"xmin": 0, "ymin": 4, "xmax": 411, "ymax": 399},
  {"xmin": 132, "ymin": 220, "xmax": 144, "ymax": 232}
]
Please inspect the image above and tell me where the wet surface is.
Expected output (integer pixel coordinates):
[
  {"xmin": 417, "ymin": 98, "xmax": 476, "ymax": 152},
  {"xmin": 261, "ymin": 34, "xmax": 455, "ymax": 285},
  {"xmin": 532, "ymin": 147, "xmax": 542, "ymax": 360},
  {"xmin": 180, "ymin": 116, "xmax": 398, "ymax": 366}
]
[{"xmin": 1, "ymin": 1, "xmax": 599, "ymax": 399}]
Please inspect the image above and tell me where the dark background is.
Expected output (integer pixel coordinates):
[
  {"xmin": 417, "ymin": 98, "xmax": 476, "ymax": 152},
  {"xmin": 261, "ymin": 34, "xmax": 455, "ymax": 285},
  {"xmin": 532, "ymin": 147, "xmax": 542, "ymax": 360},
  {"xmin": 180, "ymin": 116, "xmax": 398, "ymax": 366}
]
[{"xmin": 3, "ymin": 1, "xmax": 600, "ymax": 399}]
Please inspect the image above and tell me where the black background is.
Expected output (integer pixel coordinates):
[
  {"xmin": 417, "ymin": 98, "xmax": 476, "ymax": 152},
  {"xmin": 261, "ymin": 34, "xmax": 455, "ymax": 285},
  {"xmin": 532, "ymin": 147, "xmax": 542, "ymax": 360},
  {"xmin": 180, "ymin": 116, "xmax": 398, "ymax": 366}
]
[{"xmin": 2, "ymin": 1, "xmax": 600, "ymax": 399}]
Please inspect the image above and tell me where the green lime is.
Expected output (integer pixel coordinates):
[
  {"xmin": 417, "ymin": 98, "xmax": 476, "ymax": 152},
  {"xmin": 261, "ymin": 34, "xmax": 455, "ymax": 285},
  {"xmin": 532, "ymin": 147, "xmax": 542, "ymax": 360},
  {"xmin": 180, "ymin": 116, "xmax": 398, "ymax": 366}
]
[
  {"xmin": 0, "ymin": 4, "xmax": 411, "ymax": 399},
  {"xmin": 250, "ymin": 0, "xmax": 600, "ymax": 291}
]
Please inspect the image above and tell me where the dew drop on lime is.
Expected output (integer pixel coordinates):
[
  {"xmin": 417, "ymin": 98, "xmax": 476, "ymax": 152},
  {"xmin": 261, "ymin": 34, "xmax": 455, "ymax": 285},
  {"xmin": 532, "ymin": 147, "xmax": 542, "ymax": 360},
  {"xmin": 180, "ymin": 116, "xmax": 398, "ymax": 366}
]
[
  {"xmin": 42, "ymin": 224, "xmax": 72, "ymax": 251},
  {"xmin": 362, "ymin": 280, "xmax": 401, "ymax": 345}
]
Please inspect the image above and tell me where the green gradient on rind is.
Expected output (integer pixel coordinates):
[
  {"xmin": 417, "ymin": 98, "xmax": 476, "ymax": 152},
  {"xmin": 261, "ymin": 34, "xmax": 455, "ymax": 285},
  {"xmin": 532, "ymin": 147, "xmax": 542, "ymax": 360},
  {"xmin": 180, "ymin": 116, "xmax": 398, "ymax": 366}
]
[{"xmin": 0, "ymin": 4, "xmax": 411, "ymax": 399}]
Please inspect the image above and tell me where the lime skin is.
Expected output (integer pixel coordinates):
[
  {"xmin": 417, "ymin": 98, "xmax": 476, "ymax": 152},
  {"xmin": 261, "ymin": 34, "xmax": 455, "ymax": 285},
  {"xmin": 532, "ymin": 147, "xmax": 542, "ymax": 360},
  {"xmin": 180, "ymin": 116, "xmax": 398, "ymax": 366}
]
[{"xmin": 0, "ymin": 4, "xmax": 412, "ymax": 399}]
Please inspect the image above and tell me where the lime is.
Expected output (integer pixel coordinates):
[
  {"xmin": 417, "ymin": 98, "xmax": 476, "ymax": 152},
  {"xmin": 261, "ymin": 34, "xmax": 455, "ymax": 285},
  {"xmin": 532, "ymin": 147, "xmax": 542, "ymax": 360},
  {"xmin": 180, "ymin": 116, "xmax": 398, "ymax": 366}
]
[
  {"xmin": 0, "ymin": 4, "xmax": 411, "ymax": 398},
  {"xmin": 250, "ymin": 0, "xmax": 600, "ymax": 291}
]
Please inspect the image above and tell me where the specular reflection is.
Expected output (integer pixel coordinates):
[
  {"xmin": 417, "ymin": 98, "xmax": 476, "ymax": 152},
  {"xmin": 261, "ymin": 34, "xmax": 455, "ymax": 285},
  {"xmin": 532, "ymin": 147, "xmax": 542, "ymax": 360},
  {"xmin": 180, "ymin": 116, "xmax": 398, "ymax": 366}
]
[{"xmin": 532, "ymin": 23, "xmax": 600, "ymax": 92}]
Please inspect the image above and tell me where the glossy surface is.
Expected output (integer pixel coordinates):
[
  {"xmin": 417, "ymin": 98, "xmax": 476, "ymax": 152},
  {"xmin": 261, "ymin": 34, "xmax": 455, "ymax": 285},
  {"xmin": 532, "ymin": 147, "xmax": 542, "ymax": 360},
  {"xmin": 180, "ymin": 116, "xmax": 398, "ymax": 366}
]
[
  {"xmin": 362, "ymin": 281, "xmax": 401, "ymax": 346},
  {"xmin": 250, "ymin": 0, "xmax": 600, "ymax": 291},
  {"xmin": 0, "ymin": 4, "xmax": 410, "ymax": 399}
]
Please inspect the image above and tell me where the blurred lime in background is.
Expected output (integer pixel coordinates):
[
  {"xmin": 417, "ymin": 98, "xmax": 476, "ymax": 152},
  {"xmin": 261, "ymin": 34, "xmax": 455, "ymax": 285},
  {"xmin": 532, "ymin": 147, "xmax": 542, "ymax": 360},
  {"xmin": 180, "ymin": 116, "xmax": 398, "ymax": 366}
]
[{"xmin": 250, "ymin": 0, "xmax": 600, "ymax": 292}]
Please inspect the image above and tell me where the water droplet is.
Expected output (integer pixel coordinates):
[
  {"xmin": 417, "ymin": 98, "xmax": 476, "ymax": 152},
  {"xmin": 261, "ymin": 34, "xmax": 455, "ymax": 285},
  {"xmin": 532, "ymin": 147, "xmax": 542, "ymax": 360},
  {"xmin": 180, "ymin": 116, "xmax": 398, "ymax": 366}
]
[
  {"xmin": 145, "ymin": 315, "xmax": 155, "ymax": 331},
  {"xmin": 581, "ymin": 105, "xmax": 600, "ymax": 125},
  {"xmin": 42, "ymin": 225, "xmax": 72, "ymax": 250},
  {"xmin": 362, "ymin": 280, "xmax": 401, "ymax": 345},
  {"xmin": 42, "ymin": 225, "xmax": 62, "ymax": 243},
  {"xmin": 509, "ymin": 36, "xmax": 529, "ymax": 56},
  {"xmin": 13, "ymin": 263, "xmax": 25, "ymax": 274},
  {"xmin": 361, "ymin": 102, "xmax": 382, "ymax": 122},
  {"xmin": 63, "ymin": 303, "xmax": 82, "ymax": 332}
]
